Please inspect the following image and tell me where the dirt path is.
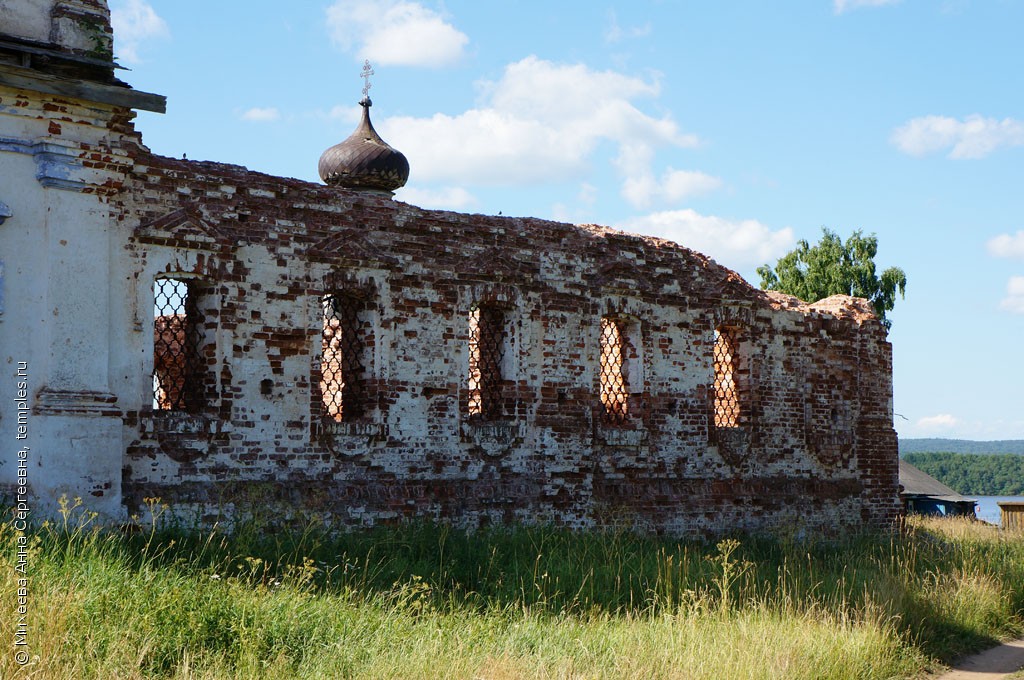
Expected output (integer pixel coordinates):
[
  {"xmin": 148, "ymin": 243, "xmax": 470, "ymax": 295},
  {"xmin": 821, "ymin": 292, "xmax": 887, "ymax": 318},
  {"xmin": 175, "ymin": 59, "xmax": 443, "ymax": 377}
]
[{"xmin": 933, "ymin": 638, "xmax": 1024, "ymax": 679}]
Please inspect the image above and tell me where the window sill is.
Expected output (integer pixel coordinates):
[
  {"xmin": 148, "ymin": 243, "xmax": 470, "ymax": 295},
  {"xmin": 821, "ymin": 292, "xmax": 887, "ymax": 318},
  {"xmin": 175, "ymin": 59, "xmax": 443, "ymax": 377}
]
[
  {"xmin": 710, "ymin": 426, "xmax": 750, "ymax": 469},
  {"xmin": 321, "ymin": 421, "xmax": 387, "ymax": 438},
  {"xmin": 462, "ymin": 420, "xmax": 520, "ymax": 442},
  {"xmin": 461, "ymin": 420, "xmax": 522, "ymax": 458},
  {"xmin": 141, "ymin": 412, "xmax": 220, "ymax": 462},
  {"xmin": 142, "ymin": 411, "xmax": 219, "ymax": 435},
  {"xmin": 319, "ymin": 420, "xmax": 388, "ymax": 457},
  {"xmin": 597, "ymin": 426, "xmax": 648, "ymax": 447}
]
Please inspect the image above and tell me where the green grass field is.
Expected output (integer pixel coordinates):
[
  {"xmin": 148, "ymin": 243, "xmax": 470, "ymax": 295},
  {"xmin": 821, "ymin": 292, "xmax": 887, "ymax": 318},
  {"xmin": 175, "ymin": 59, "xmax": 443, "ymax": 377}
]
[{"xmin": 2, "ymin": 499, "xmax": 1023, "ymax": 679}]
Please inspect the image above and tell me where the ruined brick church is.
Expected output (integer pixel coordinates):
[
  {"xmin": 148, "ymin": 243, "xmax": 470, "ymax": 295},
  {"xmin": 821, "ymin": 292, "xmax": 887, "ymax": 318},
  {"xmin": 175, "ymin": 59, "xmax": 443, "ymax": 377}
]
[{"xmin": 0, "ymin": 1, "xmax": 899, "ymax": 535}]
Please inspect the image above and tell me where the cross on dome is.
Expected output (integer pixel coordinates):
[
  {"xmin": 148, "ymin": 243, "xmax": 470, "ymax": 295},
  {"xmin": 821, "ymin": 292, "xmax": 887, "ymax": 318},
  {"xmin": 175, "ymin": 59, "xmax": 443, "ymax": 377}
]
[
  {"xmin": 360, "ymin": 60, "xmax": 374, "ymax": 104},
  {"xmin": 317, "ymin": 60, "xmax": 409, "ymax": 194}
]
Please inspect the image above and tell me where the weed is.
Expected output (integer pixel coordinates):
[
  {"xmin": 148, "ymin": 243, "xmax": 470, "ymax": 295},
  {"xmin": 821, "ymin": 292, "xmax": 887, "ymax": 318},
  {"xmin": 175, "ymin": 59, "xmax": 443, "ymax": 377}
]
[{"xmin": 0, "ymin": 511, "xmax": 1020, "ymax": 678}]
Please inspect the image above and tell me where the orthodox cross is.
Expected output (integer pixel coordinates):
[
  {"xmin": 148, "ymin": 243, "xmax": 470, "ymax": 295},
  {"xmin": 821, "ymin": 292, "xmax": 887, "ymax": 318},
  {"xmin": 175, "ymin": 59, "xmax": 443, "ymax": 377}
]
[{"xmin": 361, "ymin": 60, "xmax": 374, "ymax": 100}]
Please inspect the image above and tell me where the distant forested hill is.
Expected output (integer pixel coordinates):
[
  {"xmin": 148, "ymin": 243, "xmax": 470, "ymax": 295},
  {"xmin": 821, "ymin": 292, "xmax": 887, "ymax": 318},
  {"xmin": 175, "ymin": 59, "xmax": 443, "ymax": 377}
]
[
  {"xmin": 899, "ymin": 439, "xmax": 1024, "ymax": 455},
  {"xmin": 903, "ymin": 452, "xmax": 1024, "ymax": 496}
]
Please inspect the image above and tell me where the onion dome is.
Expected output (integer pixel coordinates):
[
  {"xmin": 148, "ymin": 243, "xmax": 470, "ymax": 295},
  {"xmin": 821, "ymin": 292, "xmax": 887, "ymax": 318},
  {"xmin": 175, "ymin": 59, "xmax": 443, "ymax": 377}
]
[{"xmin": 318, "ymin": 95, "xmax": 410, "ymax": 195}]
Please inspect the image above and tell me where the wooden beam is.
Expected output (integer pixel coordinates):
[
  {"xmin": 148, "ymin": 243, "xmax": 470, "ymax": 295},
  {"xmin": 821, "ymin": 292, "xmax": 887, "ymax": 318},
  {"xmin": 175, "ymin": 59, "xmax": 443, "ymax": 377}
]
[{"xmin": 0, "ymin": 64, "xmax": 165, "ymax": 113}]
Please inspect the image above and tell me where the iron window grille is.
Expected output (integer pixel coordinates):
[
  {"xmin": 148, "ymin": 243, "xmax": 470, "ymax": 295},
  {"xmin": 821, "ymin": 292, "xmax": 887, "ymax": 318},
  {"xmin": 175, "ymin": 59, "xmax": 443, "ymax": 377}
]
[
  {"xmin": 321, "ymin": 294, "xmax": 366, "ymax": 422},
  {"xmin": 468, "ymin": 303, "xmax": 505, "ymax": 419},
  {"xmin": 599, "ymin": 316, "xmax": 630, "ymax": 426},
  {"xmin": 153, "ymin": 277, "xmax": 206, "ymax": 413},
  {"xmin": 712, "ymin": 327, "xmax": 742, "ymax": 428}
]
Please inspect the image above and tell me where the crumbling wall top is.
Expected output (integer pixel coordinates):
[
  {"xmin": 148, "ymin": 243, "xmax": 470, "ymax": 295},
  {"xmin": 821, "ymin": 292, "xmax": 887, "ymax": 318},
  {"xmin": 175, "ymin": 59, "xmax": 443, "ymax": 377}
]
[
  {"xmin": 764, "ymin": 290, "xmax": 880, "ymax": 325},
  {"xmin": 127, "ymin": 150, "xmax": 884, "ymax": 332}
]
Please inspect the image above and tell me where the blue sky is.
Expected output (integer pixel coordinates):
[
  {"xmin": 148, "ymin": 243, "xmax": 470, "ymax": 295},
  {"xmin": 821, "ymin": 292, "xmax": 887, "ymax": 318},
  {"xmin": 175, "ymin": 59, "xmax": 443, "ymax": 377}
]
[{"xmin": 110, "ymin": 0, "xmax": 1024, "ymax": 440}]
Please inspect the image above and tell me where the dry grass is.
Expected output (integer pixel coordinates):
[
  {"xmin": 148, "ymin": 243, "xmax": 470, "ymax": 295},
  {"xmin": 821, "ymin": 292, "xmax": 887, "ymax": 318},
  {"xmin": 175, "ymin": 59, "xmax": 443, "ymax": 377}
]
[{"xmin": 0, "ymin": 505, "xmax": 1021, "ymax": 679}]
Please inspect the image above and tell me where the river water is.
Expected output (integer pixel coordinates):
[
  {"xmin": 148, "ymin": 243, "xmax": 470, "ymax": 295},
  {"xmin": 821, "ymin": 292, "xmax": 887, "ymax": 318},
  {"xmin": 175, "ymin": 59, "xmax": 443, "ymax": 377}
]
[{"xmin": 973, "ymin": 496, "xmax": 1024, "ymax": 525}]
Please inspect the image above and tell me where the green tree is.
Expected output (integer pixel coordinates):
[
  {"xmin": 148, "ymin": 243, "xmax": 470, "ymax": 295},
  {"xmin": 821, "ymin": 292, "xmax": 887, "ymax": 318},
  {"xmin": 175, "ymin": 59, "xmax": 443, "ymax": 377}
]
[
  {"xmin": 904, "ymin": 452, "xmax": 1024, "ymax": 496},
  {"xmin": 757, "ymin": 228, "xmax": 907, "ymax": 329}
]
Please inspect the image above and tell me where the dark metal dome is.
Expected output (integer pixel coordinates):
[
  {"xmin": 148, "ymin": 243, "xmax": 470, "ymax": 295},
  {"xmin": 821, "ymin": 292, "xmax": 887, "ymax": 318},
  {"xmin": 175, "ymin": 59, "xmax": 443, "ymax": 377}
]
[{"xmin": 318, "ymin": 97, "xmax": 409, "ymax": 194}]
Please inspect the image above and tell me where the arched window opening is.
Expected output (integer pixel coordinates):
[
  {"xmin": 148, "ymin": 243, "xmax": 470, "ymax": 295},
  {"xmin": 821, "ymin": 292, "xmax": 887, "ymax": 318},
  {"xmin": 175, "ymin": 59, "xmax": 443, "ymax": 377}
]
[
  {"xmin": 599, "ymin": 316, "xmax": 631, "ymax": 425},
  {"xmin": 468, "ymin": 303, "xmax": 506, "ymax": 419},
  {"xmin": 713, "ymin": 326, "xmax": 743, "ymax": 428},
  {"xmin": 321, "ymin": 293, "xmax": 367, "ymax": 422},
  {"xmin": 153, "ymin": 277, "xmax": 206, "ymax": 413}
]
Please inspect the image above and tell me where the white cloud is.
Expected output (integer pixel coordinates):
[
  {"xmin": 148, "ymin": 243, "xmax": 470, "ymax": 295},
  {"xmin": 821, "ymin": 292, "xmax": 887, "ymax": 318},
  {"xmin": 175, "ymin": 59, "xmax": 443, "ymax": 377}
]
[
  {"xmin": 241, "ymin": 107, "xmax": 281, "ymax": 122},
  {"xmin": 891, "ymin": 115, "xmax": 1024, "ymax": 159},
  {"xmin": 986, "ymin": 231, "xmax": 1024, "ymax": 259},
  {"xmin": 605, "ymin": 10, "xmax": 652, "ymax": 44},
  {"xmin": 384, "ymin": 109, "xmax": 583, "ymax": 184},
  {"xmin": 578, "ymin": 182, "xmax": 598, "ymax": 207},
  {"xmin": 325, "ymin": 105, "xmax": 363, "ymax": 125},
  {"xmin": 916, "ymin": 413, "xmax": 960, "ymax": 430},
  {"xmin": 110, "ymin": 0, "xmax": 169, "ymax": 64},
  {"xmin": 326, "ymin": 0, "xmax": 468, "ymax": 68},
  {"xmin": 551, "ymin": 184, "xmax": 599, "ymax": 223},
  {"xmin": 940, "ymin": 0, "xmax": 970, "ymax": 15},
  {"xmin": 622, "ymin": 168, "xmax": 722, "ymax": 209},
  {"xmin": 395, "ymin": 186, "xmax": 477, "ymax": 210},
  {"xmin": 378, "ymin": 56, "xmax": 699, "ymax": 192},
  {"xmin": 621, "ymin": 209, "xmax": 795, "ymax": 270},
  {"xmin": 999, "ymin": 276, "xmax": 1024, "ymax": 314},
  {"xmin": 550, "ymin": 203, "xmax": 573, "ymax": 223},
  {"xmin": 834, "ymin": 0, "xmax": 900, "ymax": 14}
]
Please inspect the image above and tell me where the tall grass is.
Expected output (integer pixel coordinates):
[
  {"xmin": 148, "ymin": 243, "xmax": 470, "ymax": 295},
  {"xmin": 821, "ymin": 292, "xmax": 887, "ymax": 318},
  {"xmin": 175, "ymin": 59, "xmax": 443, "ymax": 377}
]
[{"xmin": 1, "ymin": 500, "xmax": 1022, "ymax": 679}]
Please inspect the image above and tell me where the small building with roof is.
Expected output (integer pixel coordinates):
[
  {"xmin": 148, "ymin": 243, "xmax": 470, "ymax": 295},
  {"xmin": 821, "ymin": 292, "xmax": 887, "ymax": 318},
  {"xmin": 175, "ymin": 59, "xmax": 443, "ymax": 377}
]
[
  {"xmin": 899, "ymin": 459, "xmax": 977, "ymax": 518},
  {"xmin": 998, "ymin": 501, "xmax": 1024, "ymax": 531}
]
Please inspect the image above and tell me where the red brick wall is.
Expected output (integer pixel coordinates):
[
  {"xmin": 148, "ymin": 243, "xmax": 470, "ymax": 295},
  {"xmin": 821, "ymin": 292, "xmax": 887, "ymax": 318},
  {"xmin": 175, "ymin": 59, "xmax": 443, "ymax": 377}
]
[{"xmin": 118, "ymin": 150, "xmax": 900, "ymax": 536}]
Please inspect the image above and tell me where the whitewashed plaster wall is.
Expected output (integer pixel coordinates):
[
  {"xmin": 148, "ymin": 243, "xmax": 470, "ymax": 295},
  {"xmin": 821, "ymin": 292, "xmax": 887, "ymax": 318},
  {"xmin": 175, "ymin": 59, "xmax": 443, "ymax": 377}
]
[{"xmin": 0, "ymin": 81, "xmax": 133, "ymax": 519}]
